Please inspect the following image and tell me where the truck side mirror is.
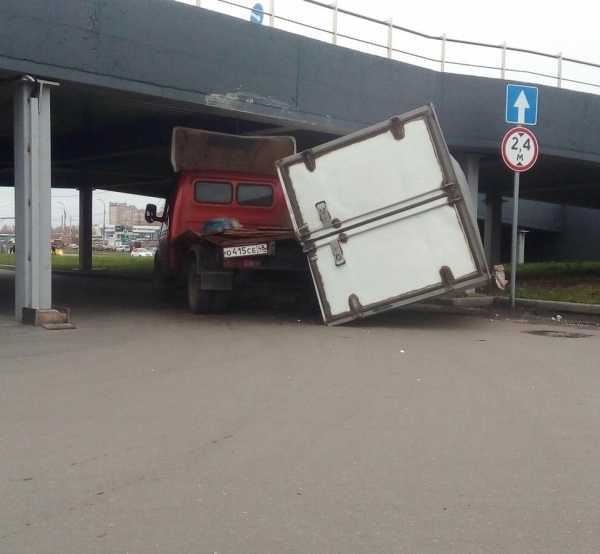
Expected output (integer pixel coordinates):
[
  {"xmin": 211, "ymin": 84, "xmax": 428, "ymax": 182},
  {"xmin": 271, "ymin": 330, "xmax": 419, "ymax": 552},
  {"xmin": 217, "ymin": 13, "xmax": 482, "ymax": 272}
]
[{"xmin": 145, "ymin": 203, "xmax": 163, "ymax": 223}]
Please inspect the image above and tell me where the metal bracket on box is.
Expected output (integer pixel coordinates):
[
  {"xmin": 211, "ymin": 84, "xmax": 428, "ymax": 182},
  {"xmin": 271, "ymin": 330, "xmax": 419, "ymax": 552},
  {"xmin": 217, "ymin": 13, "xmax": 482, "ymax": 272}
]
[
  {"xmin": 316, "ymin": 201, "xmax": 341, "ymax": 228},
  {"xmin": 302, "ymin": 150, "xmax": 316, "ymax": 172},
  {"xmin": 390, "ymin": 117, "xmax": 405, "ymax": 140},
  {"xmin": 443, "ymin": 182, "xmax": 462, "ymax": 204},
  {"xmin": 348, "ymin": 293, "xmax": 363, "ymax": 315},
  {"xmin": 439, "ymin": 265, "xmax": 455, "ymax": 287},
  {"xmin": 330, "ymin": 238, "xmax": 346, "ymax": 266}
]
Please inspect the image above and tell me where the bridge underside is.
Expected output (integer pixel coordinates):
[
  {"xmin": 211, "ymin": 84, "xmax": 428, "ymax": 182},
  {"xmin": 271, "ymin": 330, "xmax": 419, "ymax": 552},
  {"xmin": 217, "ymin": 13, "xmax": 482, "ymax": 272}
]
[{"xmin": 0, "ymin": 75, "xmax": 599, "ymax": 209}]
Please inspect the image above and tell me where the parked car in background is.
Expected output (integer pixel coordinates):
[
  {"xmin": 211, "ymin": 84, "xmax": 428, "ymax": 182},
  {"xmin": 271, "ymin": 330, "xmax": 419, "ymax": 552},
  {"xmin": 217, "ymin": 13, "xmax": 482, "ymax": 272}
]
[
  {"xmin": 115, "ymin": 245, "xmax": 129, "ymax": 253},
  {"xmin": 131, "ymin": 248, "xmax": 153, "ymax": 257}
]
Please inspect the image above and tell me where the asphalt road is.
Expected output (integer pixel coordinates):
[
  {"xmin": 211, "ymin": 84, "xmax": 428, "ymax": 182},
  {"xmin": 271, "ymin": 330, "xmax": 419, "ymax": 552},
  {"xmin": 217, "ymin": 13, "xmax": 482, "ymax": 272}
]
[{"xmin": 1, "ymin": 270, "xmax": 600, "ymax": 553}]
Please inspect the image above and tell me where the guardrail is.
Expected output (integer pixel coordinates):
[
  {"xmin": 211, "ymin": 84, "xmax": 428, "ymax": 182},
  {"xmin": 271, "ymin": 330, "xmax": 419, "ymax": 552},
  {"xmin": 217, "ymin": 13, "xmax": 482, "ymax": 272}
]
[{"xmin": 186, "ymin": 0, "xmax": 600, "ymax": 94}]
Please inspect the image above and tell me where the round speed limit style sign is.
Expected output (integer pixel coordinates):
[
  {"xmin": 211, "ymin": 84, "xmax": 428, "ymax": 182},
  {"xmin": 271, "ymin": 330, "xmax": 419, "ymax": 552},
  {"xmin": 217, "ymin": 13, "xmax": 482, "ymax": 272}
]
[{"xmin": 501, "ymin": 126, "xmax": 539, "ymax": 172}]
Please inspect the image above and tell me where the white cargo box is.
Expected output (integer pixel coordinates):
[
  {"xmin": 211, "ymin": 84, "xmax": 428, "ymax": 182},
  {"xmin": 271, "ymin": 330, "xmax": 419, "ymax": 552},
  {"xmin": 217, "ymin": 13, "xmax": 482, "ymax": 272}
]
[{"xmin": 276, "ymin": 105, "xmax": 489, "ymax": 325}]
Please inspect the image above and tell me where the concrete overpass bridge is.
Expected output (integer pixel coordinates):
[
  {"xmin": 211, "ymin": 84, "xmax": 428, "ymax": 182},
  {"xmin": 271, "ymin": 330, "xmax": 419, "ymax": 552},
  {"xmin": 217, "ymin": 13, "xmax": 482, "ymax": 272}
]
[{"xmin": 1, "ymin": 0, "xmax": 600, "ymax": 321}]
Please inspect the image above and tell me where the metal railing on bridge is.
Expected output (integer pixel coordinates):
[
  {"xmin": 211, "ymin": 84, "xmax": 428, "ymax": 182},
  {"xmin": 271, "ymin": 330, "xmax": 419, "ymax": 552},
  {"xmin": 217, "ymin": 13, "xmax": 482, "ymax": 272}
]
[{"xmin": 179, "ymin": 0, "xmax": 600, "ymax": 95}]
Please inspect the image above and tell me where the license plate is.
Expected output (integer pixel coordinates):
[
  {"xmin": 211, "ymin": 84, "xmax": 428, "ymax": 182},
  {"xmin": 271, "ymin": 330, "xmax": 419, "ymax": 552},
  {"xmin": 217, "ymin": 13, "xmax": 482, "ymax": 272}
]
[{"xmin": 223, "ymin": 243, "xmax": 269, "ymax": 258}]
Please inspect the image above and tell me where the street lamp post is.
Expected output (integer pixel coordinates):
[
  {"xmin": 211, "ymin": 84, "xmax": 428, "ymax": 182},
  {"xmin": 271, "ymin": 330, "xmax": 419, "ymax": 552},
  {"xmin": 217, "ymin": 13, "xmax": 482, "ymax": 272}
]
[
  {"xmin": 56, "ymin": 201, "xmax": 68, "ymax": 243},
  {"xmin": 97, "ymin": 198, "xmax": 107, "ymax": 240}
]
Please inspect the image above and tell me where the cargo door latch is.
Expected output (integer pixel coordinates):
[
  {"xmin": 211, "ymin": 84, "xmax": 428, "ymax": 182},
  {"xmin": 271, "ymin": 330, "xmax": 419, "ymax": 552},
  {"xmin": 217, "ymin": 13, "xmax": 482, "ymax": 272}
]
[
  {"xmin": 330, "ymin": 237, "xmax": 346, "ymax": 267},
  {"xmin": 316, "ymin": 201, "xmax": 341, "ymax": 229}
]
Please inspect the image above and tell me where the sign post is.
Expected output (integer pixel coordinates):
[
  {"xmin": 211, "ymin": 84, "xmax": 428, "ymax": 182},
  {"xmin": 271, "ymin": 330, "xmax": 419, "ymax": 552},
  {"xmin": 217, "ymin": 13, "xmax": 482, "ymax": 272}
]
[
  {"xmin": 501, "ymin": 126, "xmax": 539, "ymax": 309},
  {"xmin": 510, "ymin": 171, "xmax": 520, "ymax": 307}
]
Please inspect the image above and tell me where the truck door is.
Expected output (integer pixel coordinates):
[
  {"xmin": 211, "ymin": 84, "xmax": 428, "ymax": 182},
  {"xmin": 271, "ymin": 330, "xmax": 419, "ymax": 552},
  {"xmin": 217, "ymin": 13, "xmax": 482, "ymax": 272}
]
[{"xmin": 276, "ymin": 105, "xmax": 489, "ymax": 326}]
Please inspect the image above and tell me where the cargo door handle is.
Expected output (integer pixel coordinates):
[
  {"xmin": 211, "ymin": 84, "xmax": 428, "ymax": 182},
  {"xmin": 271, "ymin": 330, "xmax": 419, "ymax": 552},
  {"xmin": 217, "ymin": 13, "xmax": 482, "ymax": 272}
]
[
  {"xmin": 330, "ymin": 239, "xmax": 346, "ymax": 267},
  {"xmin": 316, "ymin": 201, "xmax": 341, "ymax": 228}
]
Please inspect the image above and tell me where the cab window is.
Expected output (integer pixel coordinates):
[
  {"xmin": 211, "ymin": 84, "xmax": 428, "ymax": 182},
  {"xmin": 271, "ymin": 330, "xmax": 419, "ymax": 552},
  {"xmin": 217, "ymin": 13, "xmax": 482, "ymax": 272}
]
[
  {"xmin": 195, "ymin": 181, "xmax": 232, "ymax": 204},
  {"xmin": 237, "ymin": 183, "xmax": 273, "ymax": 207}
]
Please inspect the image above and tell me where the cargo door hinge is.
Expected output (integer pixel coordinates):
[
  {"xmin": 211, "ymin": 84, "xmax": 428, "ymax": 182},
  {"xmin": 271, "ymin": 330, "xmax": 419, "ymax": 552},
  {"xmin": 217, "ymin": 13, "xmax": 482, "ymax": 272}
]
[
  {"xmin": 443, "ymin": 182, "xmax": 462, "ymax": 204},
  {"xmin": 440, "ymin": 265, "xmax": 455, "ymax": 287},
  {"xmin": 348, "ymin": 294, "xmax": 363, "ymax": 316},
  {"xmin": 297, "ymin": 223, "xmax": 310, "ymax": 240}
]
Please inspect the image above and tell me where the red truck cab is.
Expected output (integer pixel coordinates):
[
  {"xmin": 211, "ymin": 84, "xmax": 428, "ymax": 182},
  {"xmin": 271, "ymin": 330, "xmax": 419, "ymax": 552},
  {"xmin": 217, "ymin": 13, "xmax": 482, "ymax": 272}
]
[{"xmin": 146, "ymin": 129, "xmax": 306, "ymax": 313}]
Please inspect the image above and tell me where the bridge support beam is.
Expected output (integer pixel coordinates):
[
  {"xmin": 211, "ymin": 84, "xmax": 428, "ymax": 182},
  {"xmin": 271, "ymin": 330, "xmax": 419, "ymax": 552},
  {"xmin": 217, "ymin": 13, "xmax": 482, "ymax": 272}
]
[
  {"xmin": 79, "ymin": 187, "xmax": 93, "ymax": 272},
  {"xmin": 485, "ymin": 190, "xmax": 503, "ymax": 265},
  {"xmin": 13, "ymin": 76, "xmax": 57, "ymax": 322},
  {"xmin": 463, "ymin": 154, "xmax": 480, "ymax": 221}
]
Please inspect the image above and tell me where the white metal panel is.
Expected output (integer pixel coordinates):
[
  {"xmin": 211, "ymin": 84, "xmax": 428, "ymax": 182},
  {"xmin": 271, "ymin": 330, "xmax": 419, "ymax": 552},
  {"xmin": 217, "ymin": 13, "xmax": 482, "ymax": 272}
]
[
  {"xmin": 277, "ymin": 105, "xmax": 489, "ymax": 325},
  {"xmin": 312, "ymin": 203, "xmax": 476, "ymax": 319},
  {"xmin": 286, "ymin": 118, "xmax": 442, "ymax": 233}
]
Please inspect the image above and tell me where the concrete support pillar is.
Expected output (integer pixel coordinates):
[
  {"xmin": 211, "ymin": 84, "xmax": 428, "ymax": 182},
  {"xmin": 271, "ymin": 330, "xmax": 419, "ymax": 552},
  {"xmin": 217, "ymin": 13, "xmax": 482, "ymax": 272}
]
[
  {"xmin": 464, "ymin": 154, "xmax": 480, "ymax": 221},
  {"xmin": 484, "ymin": 190, "xmax": 503, "ymax": 265},
  {"xmin": 79, "ymin": 186, "xmax": 93, "ymax": 272},
  {"xmin": 13, "ymin": 76, "xmax": 57, "ymax": 321}
]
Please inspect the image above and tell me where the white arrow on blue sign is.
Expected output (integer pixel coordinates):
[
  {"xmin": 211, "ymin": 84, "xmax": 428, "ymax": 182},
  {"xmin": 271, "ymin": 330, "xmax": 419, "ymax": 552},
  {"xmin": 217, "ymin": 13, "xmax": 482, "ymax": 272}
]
[{"xmin": 506, "ymin": 84, "xmax": 538, "ymax": 126}]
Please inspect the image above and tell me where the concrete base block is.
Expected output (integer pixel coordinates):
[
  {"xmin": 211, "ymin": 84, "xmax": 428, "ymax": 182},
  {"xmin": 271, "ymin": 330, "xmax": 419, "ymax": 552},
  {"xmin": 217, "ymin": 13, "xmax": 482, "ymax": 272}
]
[{"xmin": 22, "ymin": 307, "xmax": 75, "ymax": 329}]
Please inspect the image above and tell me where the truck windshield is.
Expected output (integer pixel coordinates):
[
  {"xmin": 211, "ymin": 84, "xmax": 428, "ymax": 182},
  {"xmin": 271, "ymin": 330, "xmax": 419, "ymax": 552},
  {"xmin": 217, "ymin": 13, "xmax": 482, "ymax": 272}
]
[
  {"xmin": 195, "ymin": 181, "xmax": 232, "ymax": 204},
  {"xmin": 237, "ymin": 183, "xmax": 273, "ymax": 207}
]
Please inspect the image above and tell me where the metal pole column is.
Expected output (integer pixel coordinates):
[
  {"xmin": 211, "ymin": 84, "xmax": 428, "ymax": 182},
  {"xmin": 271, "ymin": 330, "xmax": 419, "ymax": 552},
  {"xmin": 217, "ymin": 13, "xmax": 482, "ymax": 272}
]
[
  {"xmin": 510, "ymin": 171, "xmax": 520, "ymax": 309},
  {"xmin": 441, "ymin": 34, "xmax": 447, "ymax": 72},
  {"xmin": 79, "ymin": 186, "xmax": 93, "ymax": 272},
  {"xmin": 332, "ymin": 1, "xmax": 338, "ymax": 45},
  {"xmin": 13, "ymin": 76, "xmax": 58, "ymax": 322}
]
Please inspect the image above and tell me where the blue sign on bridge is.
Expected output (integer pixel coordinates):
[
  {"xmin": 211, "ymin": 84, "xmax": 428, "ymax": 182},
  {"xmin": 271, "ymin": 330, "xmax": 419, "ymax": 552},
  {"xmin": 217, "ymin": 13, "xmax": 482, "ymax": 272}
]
[
  {"xmin": 506, "ymin": 84, "xmax": 539, "ymax": 126},
  {"xmin": 250, "ymin": 3, "xmax": 264, "ymax": 24}
]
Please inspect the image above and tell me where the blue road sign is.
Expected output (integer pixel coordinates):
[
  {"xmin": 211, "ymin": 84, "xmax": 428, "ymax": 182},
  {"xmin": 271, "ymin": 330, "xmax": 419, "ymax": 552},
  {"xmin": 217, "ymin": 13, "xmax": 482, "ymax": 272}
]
[
  {"xmin": 250, "ymin": 3, "xmax": 264, "ymax": 24},
  {"xmin": 506, "ymin": 84, "xmax": 538, "ymax": 126}
]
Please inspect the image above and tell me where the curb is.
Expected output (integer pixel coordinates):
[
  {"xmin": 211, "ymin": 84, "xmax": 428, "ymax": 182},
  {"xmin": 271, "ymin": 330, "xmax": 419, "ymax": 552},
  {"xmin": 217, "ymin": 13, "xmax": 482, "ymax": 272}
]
[
  {"xmin": 0, "ymin": 265, "xmax": 150, "ymax": 282},
  {"xmin": 435, "ymin": 296, "xmax": 496, "ymax": 308},
  {"xmin": 52, "ymin": 269, "xmax": 151, "ymax": 282},
  {"xmin": 496, "ymin": 296, "xmax": 600, "ymax": 316}
]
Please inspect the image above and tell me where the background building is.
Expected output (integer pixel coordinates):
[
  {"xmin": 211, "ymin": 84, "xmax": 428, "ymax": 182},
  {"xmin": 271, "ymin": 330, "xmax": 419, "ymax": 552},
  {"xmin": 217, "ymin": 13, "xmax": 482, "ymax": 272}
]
[{"xmin": 109, "ymin": 202, "xmax": 158, "ymax": 227}]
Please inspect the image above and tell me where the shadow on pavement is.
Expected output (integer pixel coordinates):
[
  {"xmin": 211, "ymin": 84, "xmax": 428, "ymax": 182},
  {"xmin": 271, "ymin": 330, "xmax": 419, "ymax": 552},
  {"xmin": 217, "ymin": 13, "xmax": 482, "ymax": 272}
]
[{"xmin": 0, "ymin": 269, "xmax": 488, "ymax": 330}]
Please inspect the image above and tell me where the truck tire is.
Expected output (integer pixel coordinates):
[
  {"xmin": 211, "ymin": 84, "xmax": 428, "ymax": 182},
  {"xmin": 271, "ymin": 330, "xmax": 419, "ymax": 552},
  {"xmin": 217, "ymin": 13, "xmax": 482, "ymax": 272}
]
[
  {"xmin": 187, "ymin": 258, "xmax": 214, "ymax": 314},
  {"xmin": 186, "ymin": 251, "xmax": 232, "ymax": 314}
]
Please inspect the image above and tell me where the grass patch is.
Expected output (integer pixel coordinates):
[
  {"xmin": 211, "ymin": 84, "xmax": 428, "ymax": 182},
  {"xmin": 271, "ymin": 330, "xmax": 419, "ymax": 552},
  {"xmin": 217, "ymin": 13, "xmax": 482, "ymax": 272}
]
[
  {"xmin": 517, "ymin": 285, "xmax": 600, "ymax": 305},
  {"xmin": 512, "ymin": 261, "xmax": 600, "ymax": 279},
  {"xmin": 0, "ymin": 252, "xmax": 153, "ymax": 276},
  {"xmin": 506, "ymin": 261, "xmax": 600, "ymax": 305}
]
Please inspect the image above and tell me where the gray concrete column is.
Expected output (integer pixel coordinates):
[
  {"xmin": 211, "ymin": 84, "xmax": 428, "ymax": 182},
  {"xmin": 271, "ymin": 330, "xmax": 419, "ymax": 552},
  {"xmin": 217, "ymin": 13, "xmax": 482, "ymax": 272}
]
[
  {"xmin": 484, "ymin": 190, "xmax": 503, "ymax": 265},
  {"xmin": 464, "ymin": 154, "xmax": 480, "ymax": 221},
  {"xmin": 79, "ymin": 187, "xmax": 93, "ymax": 272},
  {"xmin": 13, "ymin": 76, "xmax": 57, "ymax": 321}
]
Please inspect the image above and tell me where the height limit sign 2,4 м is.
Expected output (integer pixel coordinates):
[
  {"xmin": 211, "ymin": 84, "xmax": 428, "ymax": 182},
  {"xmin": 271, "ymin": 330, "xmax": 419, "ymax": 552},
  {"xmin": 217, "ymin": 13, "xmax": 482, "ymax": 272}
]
[{"xmin": 501, "ymin": 126, "xmax": 539, "ymax": 172}]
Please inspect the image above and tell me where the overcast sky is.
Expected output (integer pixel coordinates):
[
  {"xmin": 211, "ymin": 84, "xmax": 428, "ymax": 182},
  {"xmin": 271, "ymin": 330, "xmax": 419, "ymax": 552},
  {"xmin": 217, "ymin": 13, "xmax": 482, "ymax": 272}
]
[{"xmin": 1, "ymin": 0, "xmax": 597, "ymax": 228}]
